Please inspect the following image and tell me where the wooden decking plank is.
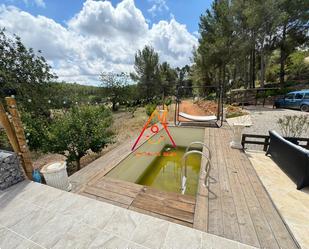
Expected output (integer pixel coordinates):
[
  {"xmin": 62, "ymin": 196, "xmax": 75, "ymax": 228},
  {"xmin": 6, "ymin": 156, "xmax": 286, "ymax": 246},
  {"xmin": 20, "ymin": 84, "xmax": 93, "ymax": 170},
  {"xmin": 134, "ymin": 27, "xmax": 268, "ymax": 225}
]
[
  {"xmin": 193, "ymin": 128, "xmax": 210, "ymax": 231},
  {"xmin": 142, "ymin": 187, "xmax": 196, "ymax": 205},
  {"xmin": 219, "ymin": 128, "xmax": 260, "ymax": 247},
  {"xmin": 131, "ymin": 188, "xmax": 195, "ymax": 223},
  {"xmin": 83, "ymin": 185, "xmax": 134, "ymax": 206},
  {"xmin": 193, "ymin": 196, "xmax": 208, "ymax": 231},
  {"xmin": 136, "ymin": 187, "xmax": 196, "ymax": 213},
  {"xmin": 93, "ymin": 178, "xmax": 142, "ymax": 198},
  {"xmin": 207, "ymin": 128, "xmax": 224, "ymax": 236},
  {"xmin": 93, "ymin": 181, "xmax": 139, "ymax": 198},
  {"xmin": 221, "ymin": 129, "xmax": 280, "ymax": 249},
  {"xmin": 238, "ymin": 151, "xmax": 299, "ymax": 249},
  {"xmin": 97, "ymin": 177, "xmax": 144, "ymax": 192},
  {"xmin": 215, "ymin": 128, "xmax": 241, "ymax": 242},
  {"xmin": 132, "ymin": 196, "xmax": 194, "ymax": 223}
]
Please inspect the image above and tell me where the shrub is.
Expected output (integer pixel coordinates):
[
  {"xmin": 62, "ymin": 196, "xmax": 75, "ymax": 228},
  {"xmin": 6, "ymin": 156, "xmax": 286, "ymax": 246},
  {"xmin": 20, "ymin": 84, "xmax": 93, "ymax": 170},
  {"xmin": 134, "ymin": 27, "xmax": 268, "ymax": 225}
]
[
  {"xmin": 277, "ymin": 115, "xmax": 309, "ymax": 137},
  {"xmin": 0, "ymin": 128, "xmax": 11, "ymax": 150},
  {"xmin": 46, "ymin": 105, "xmax": 114, "ymax": 173},
  {"xmin": 145, "ymin": 103, "xmax": 157, "ymax": 117},
  {"xmin": 21, "ymin": 111, "xmax": 49, "ymax": 151},
  {"xmin": 205, "ymin": 92, "xmax": 216, "ymax": 100},
  {"xmin": 164, "ymin": 97, "xmax": 172, "ymax": 110}
]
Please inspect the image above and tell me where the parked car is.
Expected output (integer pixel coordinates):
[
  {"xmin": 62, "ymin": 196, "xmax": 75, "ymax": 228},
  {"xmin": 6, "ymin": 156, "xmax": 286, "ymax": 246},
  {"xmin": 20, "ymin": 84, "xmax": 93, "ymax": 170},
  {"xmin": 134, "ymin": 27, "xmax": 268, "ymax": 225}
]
[{"xmin": 274, "ymin": 90, "xmax": 309, "ymax": 112}]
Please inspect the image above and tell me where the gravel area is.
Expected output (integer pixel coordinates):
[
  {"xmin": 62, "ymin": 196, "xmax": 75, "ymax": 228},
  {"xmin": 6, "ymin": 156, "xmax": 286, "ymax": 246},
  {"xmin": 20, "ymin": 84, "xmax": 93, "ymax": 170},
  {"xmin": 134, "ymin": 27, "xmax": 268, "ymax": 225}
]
[{"xmin": 241, "ymin": 105, "xmax": 309, "ymax": 150}]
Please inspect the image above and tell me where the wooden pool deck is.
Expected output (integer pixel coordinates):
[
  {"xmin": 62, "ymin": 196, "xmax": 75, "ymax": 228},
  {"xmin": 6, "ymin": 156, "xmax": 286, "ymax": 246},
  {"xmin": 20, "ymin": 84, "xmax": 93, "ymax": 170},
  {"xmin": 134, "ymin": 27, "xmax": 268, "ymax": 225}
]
[
  {"xmin": 70, "ymin": 126, "xmax": 299, "ymax": 249},
  {"xmin": 203, "ymin": 128, "xmax": 298, "ymax": 249}
]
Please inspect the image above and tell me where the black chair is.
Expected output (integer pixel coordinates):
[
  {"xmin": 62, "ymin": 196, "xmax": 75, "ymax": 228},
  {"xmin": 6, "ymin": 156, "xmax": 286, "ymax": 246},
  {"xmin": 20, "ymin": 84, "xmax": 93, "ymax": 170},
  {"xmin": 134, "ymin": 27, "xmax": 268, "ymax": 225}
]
[{"xmin": 266, "ymin": 130, "xmax": 309, "ymax": 190}]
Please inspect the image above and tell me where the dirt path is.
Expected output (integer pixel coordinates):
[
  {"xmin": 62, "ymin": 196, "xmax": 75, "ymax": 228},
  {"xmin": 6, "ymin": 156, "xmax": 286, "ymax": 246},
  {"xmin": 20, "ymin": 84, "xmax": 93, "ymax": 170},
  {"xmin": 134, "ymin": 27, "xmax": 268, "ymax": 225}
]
[
  {"xmin": 179, "ymin": 100, "xmax": 208, "ymax": 116},
  {"xmin": 176, "ymin": 100, "xmax": 217, "ymax": 121}
]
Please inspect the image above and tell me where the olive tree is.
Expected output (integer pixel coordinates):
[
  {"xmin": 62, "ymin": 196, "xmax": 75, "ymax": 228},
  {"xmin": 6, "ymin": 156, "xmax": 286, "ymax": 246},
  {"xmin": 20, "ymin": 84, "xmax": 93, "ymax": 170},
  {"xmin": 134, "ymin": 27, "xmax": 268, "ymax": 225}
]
[
  {"xmin": 100, "ymin": 72, "xmax": 129, "ymax": 111},
  {"xmin": 47, "ymin": 105, "xmax": 114, "ymax": 172}
]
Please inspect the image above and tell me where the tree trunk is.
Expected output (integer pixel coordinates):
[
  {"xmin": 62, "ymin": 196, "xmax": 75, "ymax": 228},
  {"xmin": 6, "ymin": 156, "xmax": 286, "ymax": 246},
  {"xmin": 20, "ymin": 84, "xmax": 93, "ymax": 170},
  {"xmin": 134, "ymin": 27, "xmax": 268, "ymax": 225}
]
[
  {"xmin": 112, "ymin": 102, "xmax": 116, "ymax": 111},
  {"xmin": 233, "ymin": 63, "xmax": 237, "ymax": 84},
  {"xmin": 252, "ymin": 46, "xmax": 256, "ymax": 88},
  {"xmin": 260, "ymin": 47, "xmax": 265, "ymax": 88},
  {"xmin": 280, "ymin": 25, "xmax": 287, "ymax": 89},
  {"xmin": 246, "ymin": 56, "xmax": 251, "ymax": 88},
  {"xmin": 248, "ymin": 54, "xmax": 252, "ymax": 89},
  {"xmin": 223, "ymin": 65, "xmax": 226, "ymax": 88},
  {"xmin": 76, "ymin": 158, "xmax": 81, "ymax": 171}
]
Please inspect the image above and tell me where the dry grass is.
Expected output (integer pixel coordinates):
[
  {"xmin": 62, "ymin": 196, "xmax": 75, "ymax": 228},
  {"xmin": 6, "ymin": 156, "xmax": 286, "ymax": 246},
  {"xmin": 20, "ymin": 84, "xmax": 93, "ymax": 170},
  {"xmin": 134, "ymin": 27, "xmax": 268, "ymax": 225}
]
[{"xmin": 225, "ymin": 105, "xmax": 249, "ymax": 118}]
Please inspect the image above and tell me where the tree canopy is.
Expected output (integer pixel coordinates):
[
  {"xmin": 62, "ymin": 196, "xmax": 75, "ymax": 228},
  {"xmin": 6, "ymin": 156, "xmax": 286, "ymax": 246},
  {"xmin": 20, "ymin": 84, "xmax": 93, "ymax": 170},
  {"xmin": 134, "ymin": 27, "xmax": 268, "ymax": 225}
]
[
  {"xmin": 0, "ymin": 29, "xmax": 57, "ymax": 104},
  {"xmin": 131, "ymin": 45, "xmax": 180, "ymax": 100},
  {"xmin": 193, "ymin": 0, "xmax": 309, "ymax": 90},
  {"xmin": 100, "ymin": 72, "xmax": 130, "ymax": 111}
]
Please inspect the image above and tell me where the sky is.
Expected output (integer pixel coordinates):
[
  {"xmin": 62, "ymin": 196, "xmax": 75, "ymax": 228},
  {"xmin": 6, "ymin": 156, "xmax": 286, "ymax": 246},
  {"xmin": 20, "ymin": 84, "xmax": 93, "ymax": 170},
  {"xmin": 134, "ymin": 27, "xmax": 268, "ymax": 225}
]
[{"xmin": 0, "ymin": 0, "xmax": 212, "ymax": 85}]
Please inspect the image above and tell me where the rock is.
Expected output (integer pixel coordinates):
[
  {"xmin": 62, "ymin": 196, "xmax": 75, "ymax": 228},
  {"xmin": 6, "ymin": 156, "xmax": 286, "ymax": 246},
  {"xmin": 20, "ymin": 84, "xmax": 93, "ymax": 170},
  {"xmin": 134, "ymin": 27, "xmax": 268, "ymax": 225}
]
[{"xmin": 0, "ymin": 150, "xmax": 25, "ymax": 190}]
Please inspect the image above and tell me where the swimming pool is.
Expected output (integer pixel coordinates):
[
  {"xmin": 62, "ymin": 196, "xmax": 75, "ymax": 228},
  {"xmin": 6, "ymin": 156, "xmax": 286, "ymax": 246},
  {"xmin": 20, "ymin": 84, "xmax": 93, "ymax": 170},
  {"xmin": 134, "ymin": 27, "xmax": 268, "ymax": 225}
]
[{"xmin": 106, "ymin": 127, "xmax": 205, "ymax": 196}]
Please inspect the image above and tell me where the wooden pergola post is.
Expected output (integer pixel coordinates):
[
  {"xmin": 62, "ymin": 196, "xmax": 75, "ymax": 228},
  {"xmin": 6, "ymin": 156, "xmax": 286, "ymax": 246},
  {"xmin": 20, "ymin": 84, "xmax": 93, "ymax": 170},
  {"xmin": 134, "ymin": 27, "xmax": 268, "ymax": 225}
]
[
  {"xmin": 0, "ymin": 104, "xmax": 21, "ymax": 154},
  {"xmin": 4, "ymin": 97, "xmax": 33, "ymax": 179}
]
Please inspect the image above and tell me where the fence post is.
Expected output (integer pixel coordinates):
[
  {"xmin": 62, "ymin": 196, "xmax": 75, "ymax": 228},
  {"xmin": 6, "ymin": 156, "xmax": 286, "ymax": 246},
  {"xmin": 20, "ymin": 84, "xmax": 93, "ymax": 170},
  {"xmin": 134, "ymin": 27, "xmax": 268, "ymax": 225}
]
[
  {"xmin": 263, "ymin": 137, "xmax": 270, "ymax": 152},
  {"xmin": 5, "ymin": 97, "xmax": 33, "ymax": 179}
]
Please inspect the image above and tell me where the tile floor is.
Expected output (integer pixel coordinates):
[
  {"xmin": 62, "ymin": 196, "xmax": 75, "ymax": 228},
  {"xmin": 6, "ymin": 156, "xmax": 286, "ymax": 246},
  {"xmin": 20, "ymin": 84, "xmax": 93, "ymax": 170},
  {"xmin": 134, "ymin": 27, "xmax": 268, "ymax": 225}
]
[{"xmin": 0, "ymin": 180, "xmax": 257, "ymax": 249}]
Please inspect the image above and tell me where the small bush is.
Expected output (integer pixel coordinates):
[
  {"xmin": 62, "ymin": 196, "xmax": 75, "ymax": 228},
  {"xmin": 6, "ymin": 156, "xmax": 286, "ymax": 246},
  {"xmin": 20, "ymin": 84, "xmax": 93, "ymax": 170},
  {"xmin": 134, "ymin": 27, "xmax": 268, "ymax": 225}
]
[
  {"xmin": 21, "ymin": 112, "xmax": 49, "ymax": 151},
  {"xmin": 164, "ymin": 97, "xmax": 172, "ymax": 110},
  {"xmin": 145, "ymin": 103, "xmax": 157, "ymax": 117},
  {"xmin": 277, "ymin": 115, "xmax": 309, "ymax": 137},
  {"xmin": 205, "ymin": 92, "xmax": 216, "ymax": 100},
  {"xmin": 46, "ymin": 105, "xmax": 114, "ymax": 173}
]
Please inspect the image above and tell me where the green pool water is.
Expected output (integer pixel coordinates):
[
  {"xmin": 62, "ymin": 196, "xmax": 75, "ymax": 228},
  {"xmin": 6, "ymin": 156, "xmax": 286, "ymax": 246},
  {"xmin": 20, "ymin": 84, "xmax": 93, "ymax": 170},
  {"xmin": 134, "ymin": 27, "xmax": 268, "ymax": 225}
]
[{"xmin": 137, "ymin": 146, "xmax": 201, "ymax": 196}]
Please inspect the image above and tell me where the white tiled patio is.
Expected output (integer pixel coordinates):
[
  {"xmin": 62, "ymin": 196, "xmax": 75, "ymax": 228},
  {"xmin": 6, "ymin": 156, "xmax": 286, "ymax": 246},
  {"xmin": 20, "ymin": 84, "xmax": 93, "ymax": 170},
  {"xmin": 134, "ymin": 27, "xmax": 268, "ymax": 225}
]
[{"xmin": 0, "ymin": 180, "xmax": 256, "ymax": 249}]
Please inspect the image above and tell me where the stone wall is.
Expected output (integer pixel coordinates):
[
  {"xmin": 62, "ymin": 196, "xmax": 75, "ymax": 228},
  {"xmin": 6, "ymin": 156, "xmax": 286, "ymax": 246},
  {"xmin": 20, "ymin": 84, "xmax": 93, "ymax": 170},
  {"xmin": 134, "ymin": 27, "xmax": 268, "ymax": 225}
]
[{"xmin": 0, "ymin": 150, "xmax": 25, "ymax": 190}]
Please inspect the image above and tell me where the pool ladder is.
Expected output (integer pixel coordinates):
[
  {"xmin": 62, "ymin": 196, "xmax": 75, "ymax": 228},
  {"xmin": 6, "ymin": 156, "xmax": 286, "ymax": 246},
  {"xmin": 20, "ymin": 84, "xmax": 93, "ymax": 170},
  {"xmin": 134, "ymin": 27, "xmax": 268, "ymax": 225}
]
[{"xmin": 181, "ymin": 142, "xmax": 212, "ymax": 195}]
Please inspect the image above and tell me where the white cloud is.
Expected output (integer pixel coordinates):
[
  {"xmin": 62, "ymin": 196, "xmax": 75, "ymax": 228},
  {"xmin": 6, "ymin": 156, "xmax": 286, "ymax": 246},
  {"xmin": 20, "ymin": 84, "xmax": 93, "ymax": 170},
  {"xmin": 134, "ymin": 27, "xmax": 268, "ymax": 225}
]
[
  {"xmin": 148, "ymin": 0, "xmax": 169, "ymax": 17},
  {"xmin": 11, "ymin": 0, "xmax": 46, "ymax": 8},
  {"xmin": 0, "ymin": 0, "xmax": 197, "ymax": 85},
  {"xmin": 68, "ymin": 0, "xmax": 148, "ymax": 41},
  {"xmin": 34, "ymin": 0, "xmax": 45, "ymax": 8},
  {"xmin": 150, "ymin": 19, "xmax": 197, "ymax": 67}
]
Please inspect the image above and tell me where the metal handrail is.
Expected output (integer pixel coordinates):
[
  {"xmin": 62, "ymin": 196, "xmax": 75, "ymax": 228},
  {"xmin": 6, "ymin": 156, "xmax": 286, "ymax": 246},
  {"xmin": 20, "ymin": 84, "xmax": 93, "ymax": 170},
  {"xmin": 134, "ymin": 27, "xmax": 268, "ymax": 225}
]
[
  {"xmin": 180, "ymin": 150, "xmax": 211, "ymax": 194},
  {"xmin": 185, "ymin": 141, "xmax": 211, "ymax": 160}
]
